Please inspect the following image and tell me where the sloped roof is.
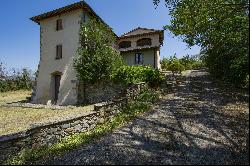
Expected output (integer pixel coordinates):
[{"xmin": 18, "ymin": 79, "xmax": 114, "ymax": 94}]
[
  {"xmin": 119, "ymin": 27, "xmax": 164, "ymax": 45},
  {"xmin": 30, "ymin": 1, "xmax": 117, "ymax": 37},
  {"xmin": 120, "ymin": 27, "xmax": 161, "ymax": 37}
]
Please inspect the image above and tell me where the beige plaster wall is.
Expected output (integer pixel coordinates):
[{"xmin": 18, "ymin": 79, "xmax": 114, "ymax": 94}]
[
  {"xmin": 121, "ymin": 48, "xmax": 160, "ymax": 69},
  {"xmin": 33, "ymin": 9, "xmax": 87, "ymax": 105}
]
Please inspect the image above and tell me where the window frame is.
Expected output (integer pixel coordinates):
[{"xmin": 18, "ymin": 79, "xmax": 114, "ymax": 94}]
[
  {"xmin": 56, "ymin": 19, "xmax": 63, "ymax": 31},
  {"xmin": 135, "ymin": 53, "xmax": 144, "ymax": 65},
  {"xmin": 56, "ymin": 45, "xmax": 62, "ymax": 60}
]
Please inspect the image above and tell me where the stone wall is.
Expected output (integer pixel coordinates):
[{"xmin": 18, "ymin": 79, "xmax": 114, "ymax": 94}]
[
  {"xmin": 78, "ymin": 81, "xmax": 147, "ymax": 104},
  {"xmin": 0, "ymin": 82, "xmax": 147, "ymax": 164}
]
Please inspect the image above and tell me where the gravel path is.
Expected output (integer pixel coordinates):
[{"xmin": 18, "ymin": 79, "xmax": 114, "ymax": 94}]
[{"xmin": 43, "ymin": 70, "xmax": 249, "ymax": 165}]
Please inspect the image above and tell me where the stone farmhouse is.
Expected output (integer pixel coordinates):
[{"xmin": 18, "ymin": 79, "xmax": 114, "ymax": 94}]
[{"xmin": 30, "ymin": 1, "xmax": 164, "ymax": 106}]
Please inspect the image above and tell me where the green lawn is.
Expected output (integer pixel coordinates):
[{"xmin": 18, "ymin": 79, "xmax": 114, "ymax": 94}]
[{"xmin": 0, "ymin": 90, "xmax": 93, "ymax": 136}]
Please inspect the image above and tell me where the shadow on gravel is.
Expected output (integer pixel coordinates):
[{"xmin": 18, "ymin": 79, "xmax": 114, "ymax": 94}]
[{"xmin": 44, "ymin": 70, "xmax": 249, "ymax": 165}]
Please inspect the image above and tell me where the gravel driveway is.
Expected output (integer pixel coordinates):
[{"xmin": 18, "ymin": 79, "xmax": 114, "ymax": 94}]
[{"xmin": 43, "ymin": 70, "xmax": 249, "ymax": 165}]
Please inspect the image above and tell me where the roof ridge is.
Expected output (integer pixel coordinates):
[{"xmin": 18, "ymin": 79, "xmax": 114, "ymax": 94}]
[
  {"xmin": 120, "ymin": 27, "xmax": 141, "ymax": 37},
  {"xmin": 120, "ymin": 27, "xmax": 162, "ymax": 37}
]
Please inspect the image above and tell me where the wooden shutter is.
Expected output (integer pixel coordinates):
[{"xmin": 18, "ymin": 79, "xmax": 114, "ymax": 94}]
[
  {"xmin": 56, "ymin": 45, "xmax": 62, "ymax": 59},
  {"xmin": 56, "ymin": 19, "xmax": 63, "ymax": 31}
]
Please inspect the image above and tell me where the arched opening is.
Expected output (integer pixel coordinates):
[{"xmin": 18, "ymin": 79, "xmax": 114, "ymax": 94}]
[
  {"xmin": 119, "ymin": 41, "xmax": 131, "ymax": 49},
  {"xmin": 137, "ymin": 38, "xmax": 152, "ymax": 47}
]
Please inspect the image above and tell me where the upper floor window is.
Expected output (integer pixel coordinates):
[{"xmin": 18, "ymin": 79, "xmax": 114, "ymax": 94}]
[
  {"xmin": 83, "ymin": 13, "xmax": 86, "ymax": 23},
  {"xmin": 135, "ymin": 53, "xmax": 144, "ymax": 64},
  {"xmin": 56, "ymin": 19, "xmax": 63, "ymax": 31},
  {"xmin": 56, "ymin": 45, "xmax": 62, "ymax": 59},
  {"xmin": 137, "ymin": 38, "xmax": 152, "ymax": 47},
  {"xmin": 119, "ymin": 41, "xmax": 131, "ymax": 49}
]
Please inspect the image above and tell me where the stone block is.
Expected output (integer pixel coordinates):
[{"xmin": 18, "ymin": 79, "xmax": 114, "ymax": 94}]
[{"xmin": 61, "ymin": 124, "xmax": 70, "ymax": 129}]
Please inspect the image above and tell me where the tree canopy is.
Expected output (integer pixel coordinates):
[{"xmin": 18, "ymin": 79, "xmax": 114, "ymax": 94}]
[
  {"xmin": 74, "ymin": 17, "xmax": 123, "ymax": 84},
  {"xmin": 154, "ymin": 0, "xmax": 249, "ymax": 87}
]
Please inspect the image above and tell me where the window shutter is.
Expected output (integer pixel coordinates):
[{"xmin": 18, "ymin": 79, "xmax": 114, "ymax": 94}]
[
  {"xmin": 56, "ymin": 19, "xmax": 63, "ymax": 31},
  {"xmin": 59, "ymin": 45, "xmax": 62, "ymax": 59},
  {"xmin": 56, "ymin": 45, "xmax": 62, "ymax": 59},
  {"xmin": 59, "ymin": 20, "xmax": 63, "ymax": 30},
  {"xmin": 56, "ymin": 45, "xmax": 59, "ymax": 59}
]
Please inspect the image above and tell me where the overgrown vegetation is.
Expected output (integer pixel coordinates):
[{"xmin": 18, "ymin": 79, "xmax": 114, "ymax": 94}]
[
  {"xmin": 154, "ymin": 0, "xmax": 249, "ymax": 88},
  {"xmin": 161, "ymin": 55, "xmax": 205, "ymax": 75},
  {"xmin": 112, "ymin": 65, "xmax": 165, "ymax": 87},
  {"xmin": 5, "ymin": 89, "xmax": 158, "ymax": 165},
  {"xmin": 74, "ymin": 17, "xmax": 166, "ymax": 91},
  {"xmin": 0, "ymin": 62, "xmax": 34, "ymax": 92},
  {"xmin": 73, "ymin": 17, "xmax": 123, "ymax": 84}
]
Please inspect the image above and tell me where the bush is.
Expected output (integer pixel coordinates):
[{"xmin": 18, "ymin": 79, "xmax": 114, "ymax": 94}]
[
  {"xmin": 111, "ymin": 65, "xmax": 165, "ymax": 87},
  {"xmin": 161, "ymin": 55, "xmax": 205, "ymax": 72},
  {"xmin": 136, "ymin": 88, "xmax": 160, "ymax": 103},
  {"xmin": 191, "ymin": 61, "xmax": 205, "ymax": 70},
  {"xmin": 168, "ymin": 58, "xmax": 185, "ymax": 75},
  {"xmin": 0, "ymin": 64, "xmax": 34, "ymax": 92},
  {"xmin": 74, "ymin": 17, "xmax": 124, "ymax": 84}
]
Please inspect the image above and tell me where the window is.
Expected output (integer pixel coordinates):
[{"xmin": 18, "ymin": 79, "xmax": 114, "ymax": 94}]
[
  {"xmin": 119, "ymin": 41, "xmax": 131, "ymax": 49},
  {"xmin": 135, "ymin": 53, "xmax": 144, "ymax": 64},
  {"xmin": 83, "ymin": 13, "xmax": 86, "ymax": 23},
  {"xmin": 56, "ymin": 45, "xmax": 62, "ymax": 59},
  {"xmin": 56, "ymin": 19, "xmax": 63, "ymax": 31},
  {"xmin": 137, "ymin": 38, "xmax": 152, "ymax": 47}
]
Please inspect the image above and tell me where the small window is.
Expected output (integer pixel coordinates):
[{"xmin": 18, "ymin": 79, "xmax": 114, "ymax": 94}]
[
  {"xmin": 119, "ymin": 41, "xmax": 131, "ymax": 49},
  {"xmin": 56, "ymin": 19, "xmax": 63, "ymax": 31},
  {"xmin": 83, "ymin": 13, "xmax": 86, "ymax": 23},
  {"xmin": 135, "ymin": 53, "xmax": 144, "ymax": 64},
  {"xmin": 137, "ymin": 38, "xmax": 152, "ymax": 47},
  {"xmin": 56, "ymin": 45, "xmax": 62, "ymax": 59}
]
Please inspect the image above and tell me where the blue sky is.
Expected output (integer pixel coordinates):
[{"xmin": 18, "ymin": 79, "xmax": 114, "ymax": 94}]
[{"xmin": 0, "ymin": 0, "xmax": 200, "ymax": 71}]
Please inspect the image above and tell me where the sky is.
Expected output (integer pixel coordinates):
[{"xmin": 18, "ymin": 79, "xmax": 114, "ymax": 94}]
[{"xmin": 0, "ymin": 0, "xmax": 200, "ymax": 71}]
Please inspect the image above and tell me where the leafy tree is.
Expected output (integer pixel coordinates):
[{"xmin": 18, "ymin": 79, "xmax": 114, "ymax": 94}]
[
  {"xmin": 0, "ymin": 63, "xmax": 34, "ymax": 92},
  {"xmin": 154, "ymin": 0, "xmax": 249, "ymax": 87},
  {"xmin": 179, "ymin": 55, "xmax": 193, "ymax": 70},
  {"xmin": 74, "ymin": 17, "xmax": 124, "ymax": 84},
  {"xmin": 161, "ymin": 57, "xmax": 170, "ymax": 70},
  {"xmin": 168, "ymin": 56, "xmax": 185, "ymax": 75},
  {"xmin": 0, "ymin": 62, "xmax": 6, "ymax": 80},
  {"xmin": 20, "ymin": 68, "xmax": 33, "ymax": 90}
]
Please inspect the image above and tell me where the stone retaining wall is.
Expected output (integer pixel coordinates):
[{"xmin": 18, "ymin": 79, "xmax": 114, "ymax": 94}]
[
  {"xmin": 78, "ymin": 81, "xmax": 147, "ymax": 104},
  {"xmin": 0, "ymin": 82, "xmax": 147, "ymax": 164}
]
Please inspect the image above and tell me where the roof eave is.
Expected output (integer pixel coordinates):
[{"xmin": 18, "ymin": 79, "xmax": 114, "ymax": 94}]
[{"xmin": 30, "ymin": 1, "xmax": 118, "ymax": 37}]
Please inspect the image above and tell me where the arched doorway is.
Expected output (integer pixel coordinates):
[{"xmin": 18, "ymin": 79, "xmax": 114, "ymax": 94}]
[{"xmin": 51, "ymin": 71, "xmax": 62, "ymax": 104}]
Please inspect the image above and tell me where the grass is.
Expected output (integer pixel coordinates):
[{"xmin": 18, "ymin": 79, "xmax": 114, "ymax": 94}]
[
  {"xmin": 5, "ymin": 101, "xmax": 152, "ymax": 165},
  {"xmin": 0, "ymin": 90, "xmax": 93, "ymax": 136}
]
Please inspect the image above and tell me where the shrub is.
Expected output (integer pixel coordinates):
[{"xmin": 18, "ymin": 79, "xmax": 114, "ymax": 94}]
[
  {"xmin": 168, "ymin": 58, "xmax": 185, "ymax": 75},
  {"xmin": 111, "ymin": 65, "xmax": 165, "ymax": 87},
  {"xmin": 161, "ymin": 54, "xmax": 205, "ymax": 72},
  {"xmin": 136, "ymin": 88, "xmax": 160, "ymax": 103},
  {"xmin": 0, "ymin": 64, "xmax": 34, "ymax": 92},
  {"xmin": 74, "ymin": 17, "xmax": 124, "ymax": 84}
]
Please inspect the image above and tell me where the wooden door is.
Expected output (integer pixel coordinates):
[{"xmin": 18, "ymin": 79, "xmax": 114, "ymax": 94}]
[{"xmin": 54, "ymin": 75, "xmax": 61, "ymax": 103}]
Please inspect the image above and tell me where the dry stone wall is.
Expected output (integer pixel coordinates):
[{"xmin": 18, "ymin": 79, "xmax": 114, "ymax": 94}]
[{"xmin": 0, "ymin": 82, "xmax": 147, "ymax": 164}]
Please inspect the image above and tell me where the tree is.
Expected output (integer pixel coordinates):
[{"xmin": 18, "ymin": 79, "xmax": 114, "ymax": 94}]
[
  {"xmin": 74, "ymin": 17, "xmax": 123, "ymax": 84},
  {"xmin": 20, "ymin": 68, "xmax": 33, "ymax": 90},
  {"xmin": 154, "ymin": 0, "xmax": 249, "ymax": 87},
  {"xmin": 161, "ymin": 57, "xmax": 170, "ymax": 70},
  {"xmin": 74, "ymin": 17, "xmax": 124, "ymax": 103},
  {"xmin": 0, "ymin": 62, "xmax": 6, "ymax": 80},
  {"xmin": 168, "ymin": 56, "xmax": 185, "ymax": 75}
]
